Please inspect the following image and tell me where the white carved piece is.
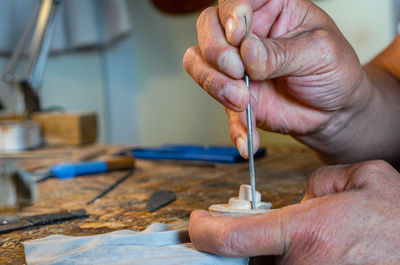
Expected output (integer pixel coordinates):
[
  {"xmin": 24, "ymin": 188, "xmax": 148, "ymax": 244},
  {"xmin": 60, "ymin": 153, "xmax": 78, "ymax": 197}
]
[{"xmin": 208, "ymin": 184, "xmax": 273, "ymax": 217}]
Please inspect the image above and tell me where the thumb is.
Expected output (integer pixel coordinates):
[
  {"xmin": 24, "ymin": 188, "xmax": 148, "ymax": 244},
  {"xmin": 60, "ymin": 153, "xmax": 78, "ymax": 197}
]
[
  {"xmin": 189, "ymin": 209, "xmax": 286, "ymax": 257},
  {"xmin": 240, "ymin": 29, "xmax": 337, "ymax": 80},
  {"xmin": 189, "ymin": 204, "xmax": 315, "ymax": 257}
]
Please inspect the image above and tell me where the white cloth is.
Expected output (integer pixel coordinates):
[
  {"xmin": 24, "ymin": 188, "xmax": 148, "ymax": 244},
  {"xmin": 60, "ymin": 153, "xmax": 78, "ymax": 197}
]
[
  {"xmin": 0, "ymin": 0, "xmax": 131, "ymax": 54},
  {"xmin": 23, "ymin": 223, "xmax": 249, "ymax": 265}
]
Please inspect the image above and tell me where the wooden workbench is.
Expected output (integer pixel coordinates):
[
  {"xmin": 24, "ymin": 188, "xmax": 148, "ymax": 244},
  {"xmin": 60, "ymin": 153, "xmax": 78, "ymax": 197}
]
[{"xmin": 0, "ymin": 145, "xmax": 323, "ymax": 264}]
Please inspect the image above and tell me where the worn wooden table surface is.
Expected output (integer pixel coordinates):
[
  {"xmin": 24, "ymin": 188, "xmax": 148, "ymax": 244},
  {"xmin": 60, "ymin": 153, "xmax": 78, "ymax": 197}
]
[{"xmin": 0, "ymin": 145, "xmax": 323, "ymax": 264}]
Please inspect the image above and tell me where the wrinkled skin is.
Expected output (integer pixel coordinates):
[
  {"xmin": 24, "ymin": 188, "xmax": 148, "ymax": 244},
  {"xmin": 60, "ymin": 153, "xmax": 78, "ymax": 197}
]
[
  {"xmin": 183, "ymin": 0, "xmax": 400, "ymax": 263},
  {"xmin": 183, "ymin": 0, "xmax": 368, "ymax": 159},
  {"xmin": 190, "ymin": 160, "xmax": 400, "ymax": 264}
]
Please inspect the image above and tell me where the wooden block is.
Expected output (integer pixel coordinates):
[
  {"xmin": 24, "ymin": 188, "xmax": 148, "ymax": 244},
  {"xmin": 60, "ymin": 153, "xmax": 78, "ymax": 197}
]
[
  {"xmin": 32, "ymin": 112, "xmax": 97, "ymax": 146},
  {"xmin": 0, "ymin": 112, "xmax": 26, "ymax": 122}
]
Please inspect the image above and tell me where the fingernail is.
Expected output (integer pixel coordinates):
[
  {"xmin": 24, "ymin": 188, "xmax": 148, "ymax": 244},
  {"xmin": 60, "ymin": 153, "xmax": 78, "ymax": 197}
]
[
  {"xmin": 225, "ymin": 18, "xmax": 236, "ymax": 43},
  {"xmin": 223, "ymin": 83, "xmax": 244, "ymax": 109},
  {"xmin": 219, "ymin": 50, "xmax": 244, "ymax": 78},
  {"xmin": 237, "ymin": 136, "xmax": 248, "ymax": 158}
]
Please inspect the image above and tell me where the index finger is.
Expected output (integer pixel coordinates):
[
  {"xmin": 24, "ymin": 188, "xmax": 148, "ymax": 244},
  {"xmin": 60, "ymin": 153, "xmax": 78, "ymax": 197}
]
[
  {"xmin": 218, "ymin": 0, "xmax": 269, "ymax": 45},
  {"xmin": 197, "ymin": 7, "xmax": 244, "ymax": 79},
  {"xmin": 218, "ymin": 0, "xmax": 253, "ymax": 46}
]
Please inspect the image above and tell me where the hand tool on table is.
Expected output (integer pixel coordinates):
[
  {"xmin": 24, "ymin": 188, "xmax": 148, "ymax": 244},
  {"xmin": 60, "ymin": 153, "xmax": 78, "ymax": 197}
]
[
  {"xmin": 126, "ymin": 145, "xmax": 266, "ymax": 164},
  {"xmin": 0, "ymin": 209, "xmax": 88, "ymax": 234},
  {"xmin": 32, "ymin": 156, "xmax": 135, "ymax": 182},
  {"xmin": 244, "ymin": 16, "xmax": 257, "ymax": 210},
  {"xmin": 146, "ymin": 190, "xmax": 176, "ymax": 212},
  {"xmin": 86, "ymin": 170, "xmax": 134, "ymax": 205}
]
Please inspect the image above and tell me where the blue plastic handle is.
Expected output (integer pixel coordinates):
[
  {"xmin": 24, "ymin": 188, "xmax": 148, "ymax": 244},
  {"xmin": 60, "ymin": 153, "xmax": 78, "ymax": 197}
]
[
  {"xmin": 51, "ymin": 161, "xmax": 108, "ymax": 179},
  {"xmin": 129, "ymin": 145, "xmax": 266, "ymax": 163}
]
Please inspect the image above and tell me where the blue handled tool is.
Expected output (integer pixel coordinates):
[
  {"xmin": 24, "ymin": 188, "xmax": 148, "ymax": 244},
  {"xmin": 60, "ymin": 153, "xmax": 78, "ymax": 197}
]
[
  {"xmin": 127, "ymin": 145, "xmax": 266, "ymax": 164},
  {"xmin": 31, "ymin": 157, "xmax": 135, "ymax": 182},
  {"xmin": 51, "ymin": 161, "xmax": 108, "ymax": 179},
  {"xmin": 51, "ymin": 157, "xmax": 135, "ymax": 179}
]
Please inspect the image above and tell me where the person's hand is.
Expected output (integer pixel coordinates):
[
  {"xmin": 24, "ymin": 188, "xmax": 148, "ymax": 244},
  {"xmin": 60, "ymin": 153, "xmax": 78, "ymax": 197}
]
[
  {"xmin": 189, "ymin": 160, "xmax": 400, "ymax": 264},
  {"xmin": 183, "ymin": 0, "xmax": 371, "ymax": 160}
]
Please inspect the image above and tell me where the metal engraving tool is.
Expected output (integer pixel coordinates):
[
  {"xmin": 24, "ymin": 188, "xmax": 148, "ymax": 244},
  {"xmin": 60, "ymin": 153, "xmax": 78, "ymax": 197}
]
[
  {"xmin": 244, "ymin": 16, "xmax": 257, "ymax": 210},
  {"xmin": 245, "ymin": 73, "xmax": 257, "ymax": 210}
]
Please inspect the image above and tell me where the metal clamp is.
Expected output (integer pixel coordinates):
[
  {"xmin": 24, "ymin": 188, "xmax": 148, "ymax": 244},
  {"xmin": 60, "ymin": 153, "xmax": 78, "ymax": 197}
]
[{"xmin": 3, "ymin": 0, "xmax": 62, "ymax": 115}]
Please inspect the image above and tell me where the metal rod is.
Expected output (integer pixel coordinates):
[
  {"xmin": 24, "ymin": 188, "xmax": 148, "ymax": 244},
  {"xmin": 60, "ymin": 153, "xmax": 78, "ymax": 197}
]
[
  {"xmin": 25, "ymin": 0, "xmax": 61, "ymax": 91},
  {"xmin": 86, "ymin": 170, "xmax": 134, "ymax": 205},
  {"xmin": 243, "ymin": 16, "xmax": 257, "ymax": 210},
  {"xmin": 245, "ymin": 74, "xmax": 257, "ymax": 210},
  {"xmin": 2, "ymin": 0, "xmax": 62, "ymax": 114},
  {"xmin": 3, "ymin": 2, "xmax": 42, "ymax": 84}
]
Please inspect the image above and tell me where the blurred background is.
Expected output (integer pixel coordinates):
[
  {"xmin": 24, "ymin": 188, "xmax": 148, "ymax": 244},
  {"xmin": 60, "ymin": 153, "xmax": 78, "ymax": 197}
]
[{"xmin": 0, "ymin": 0, "xmax": 398, "ymax": 148}]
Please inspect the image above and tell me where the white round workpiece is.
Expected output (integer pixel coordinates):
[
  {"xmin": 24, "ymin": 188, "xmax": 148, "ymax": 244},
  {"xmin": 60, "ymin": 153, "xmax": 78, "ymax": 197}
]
[{"xmin": 208, "ymin": 184, "xmax": 274, "ymax": 217}]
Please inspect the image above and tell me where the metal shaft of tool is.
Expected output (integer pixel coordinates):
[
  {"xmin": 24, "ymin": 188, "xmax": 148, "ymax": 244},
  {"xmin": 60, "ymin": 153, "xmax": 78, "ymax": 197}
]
[{"xmin": 245, "ymin": 74, "xmax": 257, "ymax": 210}]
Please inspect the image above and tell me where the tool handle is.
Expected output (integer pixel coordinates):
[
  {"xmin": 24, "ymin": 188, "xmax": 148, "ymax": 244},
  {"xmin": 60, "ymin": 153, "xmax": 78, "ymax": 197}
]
[
  {"xmin": 106, "ymin": 157, "xmax": 135, "ymax": 171},
  {"xmin": 51, "ymin": 161, "xmax": 107, "ymax": 179},
  {"xmin": 51, "ymin": 157, "xmax": 135, "ymax": 179}
]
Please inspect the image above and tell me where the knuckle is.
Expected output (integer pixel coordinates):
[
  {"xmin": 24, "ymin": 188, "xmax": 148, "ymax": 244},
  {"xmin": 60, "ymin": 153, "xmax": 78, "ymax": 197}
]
[
  {"xmin": 352, "ymin": 160, "xmax": 394, "ymax": 187},
  {"xmin": 267, "ymin": 40, "xmax": 287, "ymax": 75},
  {"xmin": 196, "ymin": 7, "xmax": 217, "ymax": 30},
  {"xmin": 218, "ymin": 0, "xmax": 230, "ymax": 23},
  {"xmin": 307, "ymin": 165, "xmax": 343, "ymax": 194},
  {"xmin": 311, "ymin": 29, "xmax": 341, "ymax": 64},
  {"xmin": 183, "ymin": 46, "xmax": 196, "ymax": 74},
  {"xmin": 199, "ymin": 70, "xmax": 218, "ymax": 94},
  {"xmin": 309, "ymin": 165, "xmax": 329, "ymax": 181},
  {"xmin": 307, "ymin": 167, "xmax": 325, "ymax": 194},
  {"xmin": 357, "ymin": 160, "xmax": 392, "ymax": 173},
  {"xmin": 203, "ymin": 6, "xmax": 217, "ymax": 17},
  {"xmin": 203, "ymin": 45, "xmax": 219, "ymax": 63}
]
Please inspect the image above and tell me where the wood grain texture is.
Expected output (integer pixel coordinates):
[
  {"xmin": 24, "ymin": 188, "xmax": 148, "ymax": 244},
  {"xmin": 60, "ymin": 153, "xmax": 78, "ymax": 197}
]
[
  {"xmin": 32, "ymin": 112, "xmax": 98, "ymax": 145},
  {"xmin": 0, "ymin": 145, "xmax": 322, "ymax": 264}
]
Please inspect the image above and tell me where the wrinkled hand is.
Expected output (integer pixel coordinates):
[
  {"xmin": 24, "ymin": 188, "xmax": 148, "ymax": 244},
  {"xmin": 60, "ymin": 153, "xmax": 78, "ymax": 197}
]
[
  {"xmin": 189, "ymin": 160, "xmax": 400, "ymax": 264},
  {"xmin": 183, "ymin": 0, "xmax": 368, "ymax": 158}
]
